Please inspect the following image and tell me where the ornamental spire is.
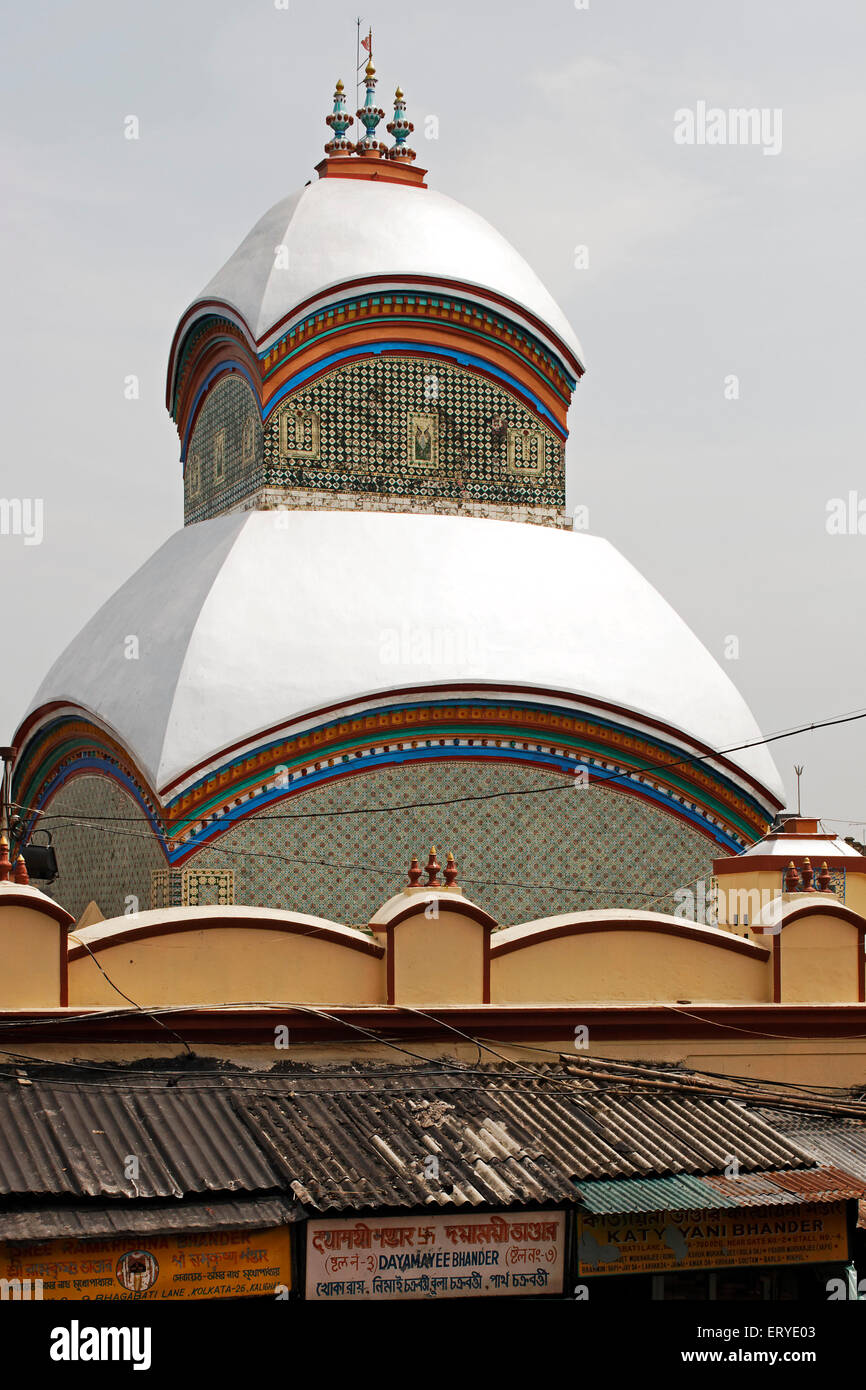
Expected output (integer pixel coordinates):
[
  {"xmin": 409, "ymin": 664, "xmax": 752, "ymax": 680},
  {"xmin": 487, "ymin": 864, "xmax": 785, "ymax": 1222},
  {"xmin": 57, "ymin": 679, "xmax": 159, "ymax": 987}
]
[
  {"xmin": 387, "ymin": 85, "xmax": 416, "ymax": 163},
  {"xmin": 324, "ymin": 78, "xmax": 355, "ymax": 156},
  {"xmin": 355, "ymin": 58, "xmax": 387, "ymax": 157}
]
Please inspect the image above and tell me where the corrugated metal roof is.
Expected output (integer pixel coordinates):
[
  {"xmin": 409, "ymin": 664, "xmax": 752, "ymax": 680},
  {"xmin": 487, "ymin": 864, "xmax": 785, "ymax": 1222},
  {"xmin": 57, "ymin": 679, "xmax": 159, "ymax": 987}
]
[
  {"xmin": 759, "ymin": 1110, "xmax": 866, "ymax": 1183},
  {"xmin": 577, "ymin": 1174, "xmax": 731, "ymax": 1213},
  {"xmin": 0, "ymin": 1196, "xmax": 298, "ymax": 1242},
  {"xmin": 576, "ymin": 1166, "xmax": 863, "ymax": 1214},
  {"xmin": 0, "ymin": 1062, "xmax": 861, "ymax": 1224},
  {"xmin": 225, "ymin": 1063, "xmax": 816, "ymax": 1212},
  {"xmin": 0, "ymin": 1078, "xmax": 282, "ymax": 1199},
  {"xmin": 701, "ymin": 1166, "xmax": 863, "ymax": 1206}
]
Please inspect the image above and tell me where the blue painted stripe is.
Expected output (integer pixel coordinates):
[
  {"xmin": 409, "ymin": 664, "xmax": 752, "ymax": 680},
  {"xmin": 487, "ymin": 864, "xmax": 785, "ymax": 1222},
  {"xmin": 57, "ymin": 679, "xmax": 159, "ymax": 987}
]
[
  {"xmin": 173, "ymin": 694, "xmax": 765, "ymax": 827},
  {"xmin": 261, "ymin": 343, "xmax": 566, "ymax": 436},
  {"xmin": 32, "ymin": 757, "xmax": 167, "ymax": 849},
  {"xmin": 262, "ymin": 313, "xmax": 575, "ymax": 406},
  {"xmin": 170, "ymin": 744, "xmax": 742, "ymax": 862},
  {"xmin": 180, "ymin": 361, "xmax": 262, "ymax": 462}
]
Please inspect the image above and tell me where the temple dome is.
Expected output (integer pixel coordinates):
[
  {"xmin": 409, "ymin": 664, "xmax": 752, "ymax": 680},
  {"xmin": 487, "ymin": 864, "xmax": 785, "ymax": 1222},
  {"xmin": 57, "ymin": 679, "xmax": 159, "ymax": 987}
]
[
  {"xmin": 23, "ymin": 509, "xmax": 783, "ymax": 805},
  {"xmin": 168, "ymin": 177, "xmax": 584, "ymax": 391}
]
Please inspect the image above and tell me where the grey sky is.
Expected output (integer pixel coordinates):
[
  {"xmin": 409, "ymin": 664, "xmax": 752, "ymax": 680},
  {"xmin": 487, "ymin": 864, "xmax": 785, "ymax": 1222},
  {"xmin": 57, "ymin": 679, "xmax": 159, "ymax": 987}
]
[{"xmin": 1, "ymin": 0, "xmax": 864, "ymax": 832}]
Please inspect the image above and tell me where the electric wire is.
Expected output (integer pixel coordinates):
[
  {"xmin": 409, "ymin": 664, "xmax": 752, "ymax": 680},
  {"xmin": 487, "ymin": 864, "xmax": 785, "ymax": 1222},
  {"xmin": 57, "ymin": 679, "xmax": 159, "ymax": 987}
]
[{"xmin": 15, "ymin": 704, "xmax": 866, "ymax": 836}]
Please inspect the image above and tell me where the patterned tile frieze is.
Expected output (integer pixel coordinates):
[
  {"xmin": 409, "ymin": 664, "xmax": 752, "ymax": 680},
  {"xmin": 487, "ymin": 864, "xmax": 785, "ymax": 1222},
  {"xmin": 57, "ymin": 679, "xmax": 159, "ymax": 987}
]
[
  {"xmin": 262, "ymin": 356, "xmax": 565, "ymax": 510},
  {"xmin": 16, "ymin": 699, "xmax": 771, "ymax": 886},
  {"xmin": 41, "ymin": 764, "xmax": 713, "ymax": 928},
  {"xmin": 39, "ymin": 775, "xmax": 166, "ymax": 923},
  {"xmin": 184, "ymin": 374, "xmax": 263, "ymax": 525},
  {"xmin": 260, "ymin": 292, "xmax": 575, "ymax": 403}
]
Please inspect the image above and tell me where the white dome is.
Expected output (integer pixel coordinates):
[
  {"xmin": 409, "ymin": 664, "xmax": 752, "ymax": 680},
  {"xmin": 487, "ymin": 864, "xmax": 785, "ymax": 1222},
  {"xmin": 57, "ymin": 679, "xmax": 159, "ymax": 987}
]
[
  {"xmin": 26, "ymin": 510, "xmax": 783, "ymax": 805},
  {"xmin": 177, "ymin": 177, "xmax": 584, "ymax": 372}
]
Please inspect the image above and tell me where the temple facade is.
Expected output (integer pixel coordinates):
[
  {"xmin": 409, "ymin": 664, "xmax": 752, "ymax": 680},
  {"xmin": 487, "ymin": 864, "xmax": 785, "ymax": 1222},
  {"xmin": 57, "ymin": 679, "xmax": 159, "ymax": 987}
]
[{"xmin": 13, "ymin": 66, "xmax": 783, "ymax": 926}]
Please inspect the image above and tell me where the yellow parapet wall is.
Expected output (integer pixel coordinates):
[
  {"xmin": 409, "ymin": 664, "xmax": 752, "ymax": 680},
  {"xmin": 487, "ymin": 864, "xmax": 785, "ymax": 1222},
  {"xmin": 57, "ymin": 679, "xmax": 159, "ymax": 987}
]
[
  {"xmin": 66, "ymin": 907, "xmax": 385, "ymax": 1008},
  {"xmin": 0, "ymin": 884, "xmax": 71, "ymax": 1008},
  {"xmin": 490, "ymin": 913, "xmax": 771, "ymax": 1006}
]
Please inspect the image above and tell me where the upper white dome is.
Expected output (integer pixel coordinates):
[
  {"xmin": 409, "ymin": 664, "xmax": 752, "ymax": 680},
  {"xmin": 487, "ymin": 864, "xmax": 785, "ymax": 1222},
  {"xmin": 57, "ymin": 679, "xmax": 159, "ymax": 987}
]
[
  {"xmin": 178, "ymin": 177, "xmax": 585, "ymax": 371},
  {"xmin": 25, "ymin": 509, "xmax": 783, "ymax": 804}
]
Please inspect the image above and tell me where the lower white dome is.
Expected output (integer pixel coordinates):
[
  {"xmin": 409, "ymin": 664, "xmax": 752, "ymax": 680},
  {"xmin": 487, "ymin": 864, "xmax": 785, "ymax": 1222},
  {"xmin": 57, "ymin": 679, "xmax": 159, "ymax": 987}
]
[{"xmin": 24, "ymin": 509, "xmax": 783, "ymax": 804}]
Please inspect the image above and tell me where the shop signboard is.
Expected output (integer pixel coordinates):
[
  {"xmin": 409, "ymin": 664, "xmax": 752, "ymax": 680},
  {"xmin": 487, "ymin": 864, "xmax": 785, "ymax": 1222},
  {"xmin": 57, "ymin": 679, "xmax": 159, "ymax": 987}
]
[
  {"xmin": 577, "ymin": 1201, "xmax": 848, "ymax": 1277},
  {"xmin": 0, "ymin": 1225, "xmax": 291, "ymax": 1300},
  {"xmin": 306, "ymin": 1210, "xmax": 566, "ymax": 1300}
]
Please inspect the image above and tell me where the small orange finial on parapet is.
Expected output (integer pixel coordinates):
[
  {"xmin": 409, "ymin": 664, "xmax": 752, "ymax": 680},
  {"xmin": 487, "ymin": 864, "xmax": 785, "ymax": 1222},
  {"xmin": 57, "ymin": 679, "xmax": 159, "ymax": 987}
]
[
  {"xmin": 407, "ymin": 854, "xmax": 422, "ymax": 888},
  {"xmin": 817, "ymin": 861, "xmax": 832, "ymax": 892},
  {"xmin": 0, "ymin": 836, "xmax": 11, "ymax": 883},
  {"xmin": 784, "ymin": 861, "xmax": 799, "ymax": 893},
  {"xmin": 425, "ymin": 846, "xmax": 441, "ymax": 888},
  {"xmin": 444, "ymin": 851, "xmax": 459, "ymax": 889},
  {"xmin": 13, "ymin": 854, "xmax": 29, "ymax": 886},
  {"xmin": 801, "ymin": 857, "xmax": 814, "ymax": 892}
]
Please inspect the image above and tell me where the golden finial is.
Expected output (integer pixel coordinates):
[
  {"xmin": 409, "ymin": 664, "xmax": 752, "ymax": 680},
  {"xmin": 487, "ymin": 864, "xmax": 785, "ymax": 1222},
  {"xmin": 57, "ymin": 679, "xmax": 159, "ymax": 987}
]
[
  {"xmin": 336, "ymin": 78, "xmax": 344, "ymax": 93},
  {"xmin": 366, "ymin": 58, "xmax": 375, "ymax": 77},
  {"xmin": 395, "ymin": 85, "xmax": 403, "ymax": 100}
]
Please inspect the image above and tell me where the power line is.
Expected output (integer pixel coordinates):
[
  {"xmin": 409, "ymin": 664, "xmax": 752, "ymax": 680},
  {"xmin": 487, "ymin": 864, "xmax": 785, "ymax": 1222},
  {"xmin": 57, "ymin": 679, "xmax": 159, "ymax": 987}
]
[
  {"xmin": 66, "ymin": 931, "xmax": 193, "ymax": 1054},
  {"xmin": 18, "ymin": 809, "xmax": 698, "ymax": 901},
  {"xmin": 18, "ymin": 703, "xmax": 866, "ymax": 837}
]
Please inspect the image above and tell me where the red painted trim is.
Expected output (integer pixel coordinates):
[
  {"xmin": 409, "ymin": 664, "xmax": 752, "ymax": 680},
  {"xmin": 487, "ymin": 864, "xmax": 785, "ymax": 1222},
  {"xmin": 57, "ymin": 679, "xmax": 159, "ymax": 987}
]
[
  {"xmin": 483, "ymin": 933, "xmax": 491, "ymax": 1005},
  {"xmin": 753, "ymin": 901, "xmax": 866, "ymax": 934},
  {"xmin": 178, "ymin": 349, "xmax": 262, "ymax": 451},
  {"xmin": 764, "ymin": 832, "xmax": 837, "ymax": 841},
  {"xmin": 0, "ymin": 890, "xmax": 74, "ymax": 928},
  {"xmin": 491, "ymin": 917, "xmax": 770, "ymax": 961},
  {"xmin": 386, "ymin": 927, "xmax": 395, "ymax": 1006},
  {"xmin": 59, "ymin": 925, "xmax": 68, "ymax": 1007},
  {"xmin": 273, "ymin": 275, "xmax": 585, "ymax": 374},
  {"xmin": 13, "ymin": 700, "xmax": 87, "ymax": 749},
  {"xmin": 15, "ymin": 705, "xmax": 770, "ymax": 878},
  {"xmin": 151, "ymin": 681, "xmax": 780, "ymax": 809},
  {"xmin": 314, "ymin": 156, "xmax": 429, "ymax": 188},
  {"xmin": 15, "ymin": 700, "xmax": 770, "ymax": 864},
  {"xmin": 14, "ymin": 687, "xmax": 778, "ymax": 823},
  {"xmin": 7, "ymin": 1002, "xmax": 866, "ymax": 1045},
  {"xmin": 67, "ymin": 915, "xmax": 384, "ymax": 962},
  {"xmin": 258, "ymin": 343, "xmax": 569, "ymax": 438},
  {"xmin": 166, "ymin": 275, "xmax": 586, "ymax": 406},
  {"xmin": 12, "ymin": 706, "xmax": 161, "ymax": 816},
  {"xmin": 752, "ymin": 901, "xmax": 866, "ymax": 1005},
  {"xmin": 715, "ymin": 855, "xmax": 863, "ymax": 874},
  {"xmin": 173, "ymin": 306, "xmax": 574, "ymax": 444},
  {"xmin": 376, "ymin": 897, "xmax": 498, "ymax": 933},
  {"xmin": 375, "ymin": 897, "xmax": 495, "ymax": 1004}
]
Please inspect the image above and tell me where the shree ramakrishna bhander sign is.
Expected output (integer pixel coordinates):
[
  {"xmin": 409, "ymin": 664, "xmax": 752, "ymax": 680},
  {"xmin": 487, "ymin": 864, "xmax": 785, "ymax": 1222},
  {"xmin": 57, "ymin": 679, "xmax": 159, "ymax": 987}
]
[{"xmin": 0, "ymin": 1226, "xmax": 291, "ymax": 1300}]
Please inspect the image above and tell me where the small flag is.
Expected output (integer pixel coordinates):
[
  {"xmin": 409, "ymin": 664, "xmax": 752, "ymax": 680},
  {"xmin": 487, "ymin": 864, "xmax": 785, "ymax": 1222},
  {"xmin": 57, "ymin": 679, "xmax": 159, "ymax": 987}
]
[{"xmin": 361, "ymin": 30, "xmax": 372, "ymax": 54}]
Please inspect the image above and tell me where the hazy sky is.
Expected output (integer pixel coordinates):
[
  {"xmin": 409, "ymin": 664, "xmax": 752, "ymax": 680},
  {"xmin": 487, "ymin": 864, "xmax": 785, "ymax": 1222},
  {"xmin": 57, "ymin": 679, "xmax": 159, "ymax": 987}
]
[{"xmin": 1, "ymin": 0, "xmax": 864, "ymax": 831}]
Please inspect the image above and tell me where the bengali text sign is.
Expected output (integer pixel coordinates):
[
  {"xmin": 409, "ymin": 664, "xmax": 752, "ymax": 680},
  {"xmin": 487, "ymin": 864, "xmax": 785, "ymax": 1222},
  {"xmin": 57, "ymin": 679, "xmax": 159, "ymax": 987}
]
[
  {"xmin": 0, "ymin": 1225, "xmax": 291, "ymax": 1300},
  {"xmin": 306, "ymin": 1210, "xmax": 565, "ymax": 1300},
  {"xmin": 578, "ymin": 1201, "xmax": 848, "ymax": 1277}
]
